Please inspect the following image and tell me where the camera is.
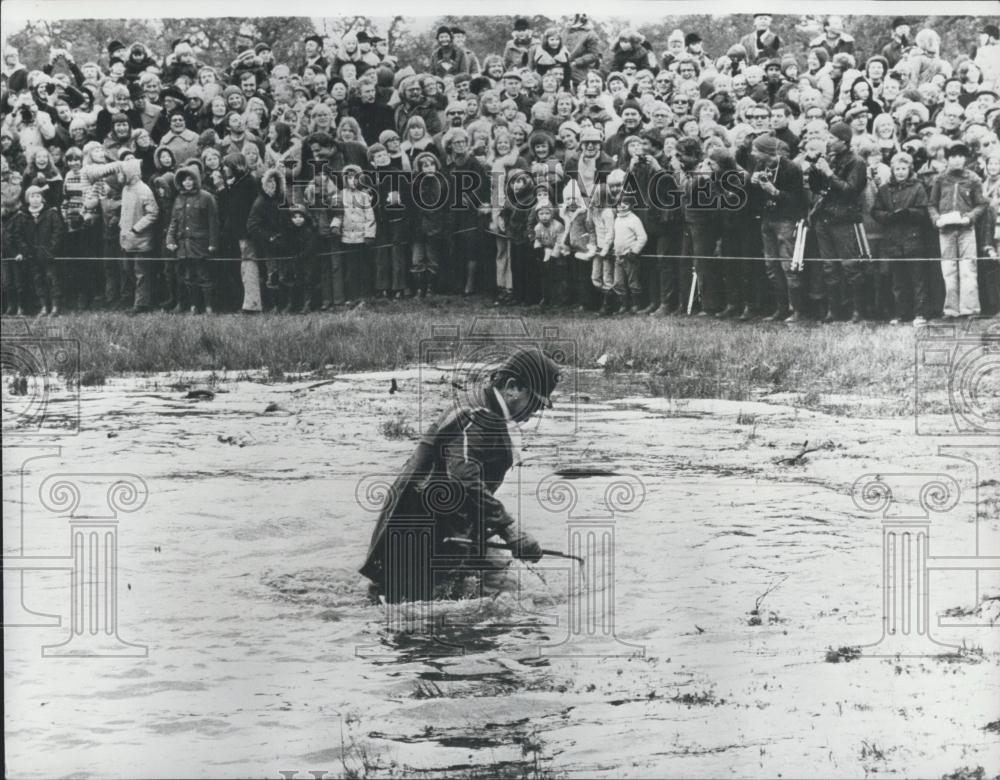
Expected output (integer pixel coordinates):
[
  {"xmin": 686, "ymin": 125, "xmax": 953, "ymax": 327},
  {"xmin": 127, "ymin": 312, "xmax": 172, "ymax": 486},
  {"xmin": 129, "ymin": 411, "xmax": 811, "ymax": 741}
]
[{"xmin": 19, "ymin": 105, "xmax": 34, "ymax": 123}]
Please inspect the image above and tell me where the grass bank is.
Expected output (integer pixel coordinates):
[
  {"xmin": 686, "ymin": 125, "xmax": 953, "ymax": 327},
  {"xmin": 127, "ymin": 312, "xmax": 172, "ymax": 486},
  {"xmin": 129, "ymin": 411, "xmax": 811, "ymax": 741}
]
[{"xmin": 16, "ymin": 297, "xmax": 976, "ymax": 413}]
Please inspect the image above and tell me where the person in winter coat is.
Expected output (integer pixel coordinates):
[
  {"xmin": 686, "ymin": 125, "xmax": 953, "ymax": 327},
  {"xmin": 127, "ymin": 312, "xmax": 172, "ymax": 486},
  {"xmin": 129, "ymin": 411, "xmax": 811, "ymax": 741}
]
[
  {"xmin": 927, "ymin": 141, "xmax": 988, "ymax": 318},
  {"xmin": 499, "ymin": 168, "xmax": 538, "ymax": 304},
  {"xmin": 247, "ymin": 168, "xmax": 290, "ymax": 312},
  {"xmin": 610, "ymin": 30, "xmax": 656, "ymax": 74},
  {"xmin": 124, "ymin": 43, "xmax": 158, "ymax": 84},
  {"xmin": 282, "ymin": 204, "xmax": 316, "ymax": 313},
  {"xmin": 749, "ymin": 134, "xmax": 807, "ymax": 322},
  {"xmin": 1, "ymin": 168, "xmax": 28, "ymax": 315},
  {"xmin": 359, "ymin": 346, "xmax": 558, "ymax": 602},
  {"xmin": 533, "ymin": 28, "xmax": 571, "ymax": 91},
  {"xmin": 82, "ymin": 156, "xmax": 159, "ymax": 313},
  {"xmin": 565, "ymin": 14, "xmax": 601, "ymax": 87},
  {"xmin": 60, "ymin": 147, "xmax": 102, "ymax": 310},
  {"xmin": 303, "ymin": 170, "xmax": 342, "ymax": 309},
  {"xmin": 16, "ymin": 185, "xmax": 65, "ymax": 316},
  {"xmin": 872, "ymin": 151, "xmax": 934, "ymax": 325},
  {"xmin": 558, "ymin": 179, "xmax": 596, "ymax": 310},
  {"xmin": 409, "ymin": 151, "xmax": 451, "ymax": 298},
  {"xmin": 366, "ymin": 143, "xmax": 410, "ymax": 299},
  {"xmin": 430, "ymin": 26, "xmax": 473, "ymax": 78},
  {"xmin": 807, "ymin": 122, "xmax": 868, "ymax": 322},
  {"xmin": 503, "ymin": 18, "xmax": 539, "ymax": 72},
  {"xmin": 151, "ymin": 170, "xmax": 184, "ymax": 311},
  {"xmin": 166, "ymin": 165, "xmax": 219, "ymax": 314},
  {"xmin": 157, "ymin": 112, "xmax": 200, "ymax": 170},
  {"xmin": 330, "ymin": 163, "xmax": 376, "ymax": 304},
  {"xmin": 216, "ymin": 152, "xmax": 260, "ymax": 314}
]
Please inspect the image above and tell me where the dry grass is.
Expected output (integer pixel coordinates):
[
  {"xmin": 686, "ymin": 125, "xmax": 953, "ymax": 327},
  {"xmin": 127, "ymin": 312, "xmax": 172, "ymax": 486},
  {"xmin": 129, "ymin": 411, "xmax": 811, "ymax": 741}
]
[{"xmin": 22, "ymin": 300, "xmax": 984, "ymax": 415}]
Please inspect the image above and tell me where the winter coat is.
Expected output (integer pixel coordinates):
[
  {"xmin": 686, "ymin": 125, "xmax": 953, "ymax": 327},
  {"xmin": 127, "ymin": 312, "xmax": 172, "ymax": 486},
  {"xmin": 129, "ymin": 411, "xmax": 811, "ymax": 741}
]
[
  {"xmin": 330, "ymin": 187, "xmax": 376, "ymax": 245},
  {"xmin": 752, "ymin": 157, "xmax": 806, "ymax": 223},
  {"xmin": 359, "ymin": 385, "xmax": 518, "ymax": 601},
  {"xmin": 157, "ymin": 128, "xmax": 200, "ymax": 169},
  {"xmin": 928, "ymin": 168, "xmax": 988, "ymax": 229},
  {"xmin": 367, "ymin": 163, "xmax": 409, "ymax": 228},
  {"xmin": 871, "ymin": 176, "xmax": 931, "ymax": 255},
  {"xmin": 503, "ymin": 39, "xmax": 539, "ymax": 72},
  {"xmin": 533, "ymin": 45, "xmax": 571, "ymax": 90},
  {"xmin": 15, "ymin": 206, "xmax": 63, "ymax": 262},
  {"xmin": 82, "ymin": 158, "xmax": 159, "ymax": 252},
  {"xmin": 394, "ymin": 99, "xmax": 443, "ymax": 137},
  {"xmin": 740, "ymin": 30, "xmax": 782, "ymax": 64},
  {"xmin": 411, "ymin": 170, "xmax": 452, "ymax": 238},
  {"xmin": 347, "ymin": 101, "xmax": 396, "ymax": 149},
  {"xmin": 808, "ymin": 149, "xmax": 867, "ymax": 224},
  {"xmin": 431, "ymin": 46, "xmax": 473, "ymax": 78},
  {"xmin": 219, "ymin": 168, "xmax": 258, "ymax": 250},
  {"xmin": 246, "ymin": 169, "xmax": 290, "ymax": 259},
  {"xmin": 565, "ymin": 25, "xmax": 602, "ymax": 85},
  {"xmin": 166, "ymin": 167, "xmax": 219, "ymax": 259},
  {"xmin": 563, "ymin": 151, "xmax": 616, "ymax": 200},
  {"xmin": 500, "ymin": 173, "xmax": 537, "ymax": 245}
]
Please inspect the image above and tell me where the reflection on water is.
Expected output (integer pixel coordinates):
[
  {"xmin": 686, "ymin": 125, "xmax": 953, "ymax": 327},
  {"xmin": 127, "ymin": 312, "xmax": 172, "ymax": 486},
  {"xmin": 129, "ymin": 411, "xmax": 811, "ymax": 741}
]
[{"xmin": 4, "ymin": 369, "xmax": 997, "ymax": 778}]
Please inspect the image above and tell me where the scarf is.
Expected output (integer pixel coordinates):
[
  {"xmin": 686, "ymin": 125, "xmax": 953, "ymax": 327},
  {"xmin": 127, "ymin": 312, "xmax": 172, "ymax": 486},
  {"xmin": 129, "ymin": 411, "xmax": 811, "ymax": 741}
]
[{"xmin": 28, "ymin": 201, "xmax": 44, "ymax": 216}]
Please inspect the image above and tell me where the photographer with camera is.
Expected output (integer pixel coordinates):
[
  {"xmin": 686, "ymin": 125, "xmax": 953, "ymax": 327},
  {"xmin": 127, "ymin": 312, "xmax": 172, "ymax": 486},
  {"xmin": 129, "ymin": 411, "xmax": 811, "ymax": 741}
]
[
  {"xmin": 5, "ymin": 92, "xmax": 56, "ymax": 156},
  {"xmin": 807, "ymin": 121, "xmax": 868, "ymax": 322},
  {"xmin": 751, "ymin": 134, "xmax": 807, "ymax": 322}
]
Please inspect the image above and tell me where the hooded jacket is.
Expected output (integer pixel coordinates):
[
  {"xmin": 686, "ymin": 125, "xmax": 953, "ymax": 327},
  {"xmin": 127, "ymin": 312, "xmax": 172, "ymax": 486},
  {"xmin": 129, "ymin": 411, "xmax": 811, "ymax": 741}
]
[
  {"xmin": 219, "ymin": 153, "xmax": 258, "ymax": 249},
  {"xmin": 247, "ymin": 168, "xmax": 289, "ymax": 258},
  {"xmin": 166, "ymin": 166, "xmax": 219, "ymax": 258},
  {"xmin": 82, "ymin": 158, "xmax": 159, "ymax": 251},
  {"xmin": 331, "ymin": 170, "xmax": 376, "ymax": 245}
]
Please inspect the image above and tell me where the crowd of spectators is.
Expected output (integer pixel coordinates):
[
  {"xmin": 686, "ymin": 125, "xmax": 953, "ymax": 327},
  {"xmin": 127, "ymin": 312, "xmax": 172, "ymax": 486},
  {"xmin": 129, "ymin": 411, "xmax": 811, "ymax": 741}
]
[{"xmin": 2, "ymin": 14, "xmax": 999, "ymax": 324}]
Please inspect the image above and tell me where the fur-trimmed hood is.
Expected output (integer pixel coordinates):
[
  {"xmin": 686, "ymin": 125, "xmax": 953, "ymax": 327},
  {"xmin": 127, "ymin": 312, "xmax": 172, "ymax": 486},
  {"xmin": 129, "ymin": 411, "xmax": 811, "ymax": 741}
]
[
  {"xmin": 174, "ymin": 164, "xmax": 202, "ymax": 192},
  {"xmin": 260, "ymin": 167, "xmax": 286, "ymax": 199}
]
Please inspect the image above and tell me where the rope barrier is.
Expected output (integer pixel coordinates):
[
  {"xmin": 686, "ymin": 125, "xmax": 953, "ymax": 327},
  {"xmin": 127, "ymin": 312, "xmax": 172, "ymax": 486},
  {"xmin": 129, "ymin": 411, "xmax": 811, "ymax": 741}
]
[{"xmin": 31, "ymin": 251, "xmax": 1000, "ymax": 264}]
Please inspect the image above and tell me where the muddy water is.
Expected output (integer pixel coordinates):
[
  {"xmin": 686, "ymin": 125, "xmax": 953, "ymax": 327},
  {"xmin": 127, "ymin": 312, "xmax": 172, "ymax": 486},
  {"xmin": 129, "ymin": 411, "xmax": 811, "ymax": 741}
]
[{"xmin": 3, "ymin": 368, "xmax": 998, "ymax": 778}]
